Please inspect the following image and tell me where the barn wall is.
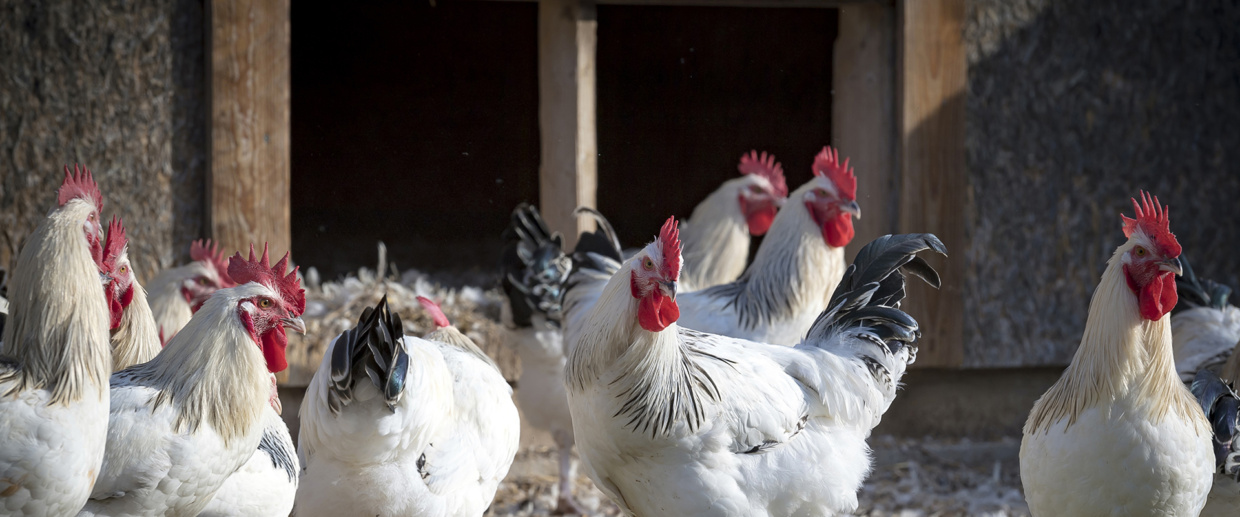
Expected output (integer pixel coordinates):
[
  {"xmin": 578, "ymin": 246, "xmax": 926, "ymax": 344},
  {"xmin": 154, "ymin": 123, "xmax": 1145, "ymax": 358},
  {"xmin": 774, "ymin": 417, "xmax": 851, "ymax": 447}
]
[
  {"xmin": 962, "ymin": 0, "xmax": 1240, "ymax": 366},
  {"xmin": 0, "ymin": 0, "xmax": 208, "ymax": 280}
]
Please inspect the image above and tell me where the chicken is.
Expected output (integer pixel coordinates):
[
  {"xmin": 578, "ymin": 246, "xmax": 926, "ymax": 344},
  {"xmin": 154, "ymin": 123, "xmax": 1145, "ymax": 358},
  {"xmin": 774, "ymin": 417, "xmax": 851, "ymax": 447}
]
[
  {"xmin": 564, "ymin": 216, "xmax": 944, "ymax": 516},
  {"xmin": 81, "ymin": 244, "xmax": 306, "ymax": 516},
  {"xmin": 1190, "ymin": 366, "xmax": 1240, "ymax": 515},
  {"xmin": 99, "ymin": 217, "xmax": 162, "ymax": 371},
  {"xmin": 562, "ymin": 146, "xmax": 862, "ymax": 350},
  {"xmin": 146, "ymin": 239, "xmax": 236, "ymax": 345},
  {"xmin": 1172, "ymin": 256, "xmax": 1239, "ymax": 383},
  {"xmin": 499, "ymin": 204, "xmax": 583, "ymax": 513},
  {"xmin": 677, "ymin": 150, "xmax": 788, "ymax": 290},
  {"xmin": 0, "ymin": 165, "xmax": 111, "ymax": 515},
  {"xmin": 1021, "ymin": 192, "xmax": 1213, "ymax": 516},
  {"xmin": 297, "ymin": 295, "xmax": 520, "ymax": 517}
]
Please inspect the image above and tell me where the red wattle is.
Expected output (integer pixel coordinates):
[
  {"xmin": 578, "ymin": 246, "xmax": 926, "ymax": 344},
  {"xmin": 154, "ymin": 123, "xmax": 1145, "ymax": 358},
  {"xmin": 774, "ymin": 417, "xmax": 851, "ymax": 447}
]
[
  {"xmin": 120, "ymin": 285, "xmax": 134, "ymax": 308},
  {"xmin": 181, "ymin": 286, "xmax": 194, "ymax": 304},
  {"xmin": 109, "ymin": 298, "xmax": 123, "ymax": 330},
  {"xmin": 746, "ymin": 207, "xmax": 777, "ymax": 236},
  {"xmin": 261, "ymin": 326, "xmax": 289, "ymax": 373},
  {"xmin": 1135, "ymin": 272, "xmax": 1178, "ymax": 321},
  {"xmin": 823, "ymin": 213, "xmax": 855, "ymax": 248},
  {"xmin": 638, "ymin": 289, "xmax": 680, "ymax": 332}
]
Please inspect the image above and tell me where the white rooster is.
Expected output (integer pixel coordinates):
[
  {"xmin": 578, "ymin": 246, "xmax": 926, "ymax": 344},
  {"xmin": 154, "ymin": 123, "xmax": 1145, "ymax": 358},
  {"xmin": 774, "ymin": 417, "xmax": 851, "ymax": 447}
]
[
  {"xmin": 146, "ymin": 239, "xmax": 236, "ymax": 345},
  {"xmin": 565, "ymin": 217, "xmax": 944, "ymax": 516},
  {"xmin": 81, "ymin": 244, "xmax": 306, "ymax": 516},
  {"xmin": 99, "ymin": 216, "xmax": 162, "ymax": 371},
  {"xmin": 297, "ymin": 295, "xmax": 520, "ymax": 517},
  {"xmin": 1021, "ymin": 193, "xmax": 1213, "ymax": 516},
  {"xmin": 0, "ymin": 165, "xmax": 112, "ymax": 515}
]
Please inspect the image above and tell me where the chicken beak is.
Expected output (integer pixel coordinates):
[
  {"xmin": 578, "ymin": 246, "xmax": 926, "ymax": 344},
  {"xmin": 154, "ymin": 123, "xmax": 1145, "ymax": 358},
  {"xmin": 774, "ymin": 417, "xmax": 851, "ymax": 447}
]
[
  {"xmin": 99, "ymin": 272, "xmax": 113, "ymax": 287},
  {"xmin": 840, "ymin": 200, "xmax": 862, "ymax": 220},
  {"xmin": 1160, "ymin": 257, "xmax": 1184, "ymax": 276},
  {"xmin": 659, "ymin": 280, "xmax": 678, "ymax": 301},
  {"xmin": 281, "ymin": 316, "xmax": 307, "ymax": 335}
]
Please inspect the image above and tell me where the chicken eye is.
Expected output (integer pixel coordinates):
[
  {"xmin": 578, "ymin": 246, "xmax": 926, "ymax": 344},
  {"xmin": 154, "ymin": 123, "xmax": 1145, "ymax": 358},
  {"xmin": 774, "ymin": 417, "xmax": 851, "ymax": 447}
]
[
  {"xmin": 749, "ymin": 185, "xmax": 764, "ymax": 194},
  {"xmin": 642, "ymin": 257, "xmax": 655, "ymax": 271},
  {"xmin": 258, "ymin": 298, "xmax": 273, "ymax": 309},
  {"xmin": 1135, "ymin": 246, "xmax": 1147, "ymax": 257},
  {"xmin": 119, "ymin": 265, "xmax": 128, "ymax": 275},
  {"xmin": 197, "ymin": 277, "xmax": 211, "ymax": 286}
]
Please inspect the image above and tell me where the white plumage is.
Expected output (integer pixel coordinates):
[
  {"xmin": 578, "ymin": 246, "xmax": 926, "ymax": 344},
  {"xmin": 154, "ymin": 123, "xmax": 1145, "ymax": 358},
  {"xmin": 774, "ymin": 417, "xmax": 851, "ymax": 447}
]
[{"xmin": 297, "ymin": 297, "xmax": 519, "ymax": 517}]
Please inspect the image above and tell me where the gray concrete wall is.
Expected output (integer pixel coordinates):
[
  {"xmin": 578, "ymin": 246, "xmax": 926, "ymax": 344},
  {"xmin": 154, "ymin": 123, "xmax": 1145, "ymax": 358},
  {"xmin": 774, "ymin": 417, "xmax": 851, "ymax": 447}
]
[
  {"xmin": 0, "ymin": 0, "xmax": 207, "ymax": 280},
  {"xmin": 963, "ymin": 0, "xmax": 1240, "ymax": 366}
]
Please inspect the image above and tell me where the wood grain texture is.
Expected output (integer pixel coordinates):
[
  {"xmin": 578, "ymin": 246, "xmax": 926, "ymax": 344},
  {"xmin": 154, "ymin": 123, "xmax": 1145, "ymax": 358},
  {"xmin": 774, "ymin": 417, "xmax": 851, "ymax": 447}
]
[
  {"xmin": 897, "ymin": 0, "xmax": 967, "ymax": 368},
  {"xmin": 539, "ymin": 0, "xmax": 598, "ymax": 250},
  {"xmin": 208, "ymin": 0, "xmax": 291, "ymax": 267},
  {"xmin": 835, "ymin": 2, "xmax": 897, "ymax": 260}
]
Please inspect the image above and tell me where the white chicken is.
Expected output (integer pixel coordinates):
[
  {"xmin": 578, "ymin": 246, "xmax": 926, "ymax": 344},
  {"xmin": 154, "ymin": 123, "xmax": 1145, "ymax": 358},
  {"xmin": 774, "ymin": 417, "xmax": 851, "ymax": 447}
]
[
  {"xmin": 146, "ymin": 239, "xmax": 236, "ymax": 345},
  {"xmin": 1021, "ymin": 192, "xmax": 1213, "ymax": 516},
  {"xmin": 677, "ymin": 150, "xmax": 788, "ymax": 290},
  {"xmin": 0, "ymin": 165, "xmax": 112, "ymax": 515},
  {"xmin": 99, "ymin": 216, "xmax": 163, "ymax": 371},
  {"xmin": 81, "ymin": 244, "xmax": 306, "ymax": 516},
  {"xmin": 297, "ymin": 295, "xmax": 520, "ymax": 517},
  {"xmin": 565, "ymin": 216, "xmax": 944, "ymax": 516}
]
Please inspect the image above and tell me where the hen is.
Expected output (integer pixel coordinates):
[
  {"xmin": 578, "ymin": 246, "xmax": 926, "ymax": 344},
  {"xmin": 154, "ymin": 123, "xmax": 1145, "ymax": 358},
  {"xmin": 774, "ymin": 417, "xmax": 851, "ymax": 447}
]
[
  {"xmin": 99, "ymin": 217, "xmax": 162, "ymax": 371},
  {"xmin": 297, "ymin": 295, "xmax": 519, "ymax": 517},
  {"xmin": 146, "ymin": 239, "xmax": 236, "ymax": 345},
  {"xmin": 1021, "ymin": 193, "xmax": 1212, "ymax": 516},
  {"xmin": 81, "ymin": 244, "xmax": 306, "ymax": 516},
  {"xmin": 1171, "ymin": 256, "xmax": 1240, "ymax": 383},
  {"xmin": 0, "ymin": 166, "xmax": 112, "ymax": 515},
  {"xmin": 565, "ymin": 217, "xmax": 943, "ymax": 516}
]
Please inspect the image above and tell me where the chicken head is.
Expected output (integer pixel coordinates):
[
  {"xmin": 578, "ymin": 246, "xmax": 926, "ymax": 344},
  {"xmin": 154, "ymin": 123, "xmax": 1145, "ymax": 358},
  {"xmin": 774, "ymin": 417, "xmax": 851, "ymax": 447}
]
[
  {"xmin": 630, "ymin": 216, "xmax": 682, "ymax": 332},
  {"xmin": 737, "ymin": 150, "xmax": 789, "ymax": 236},
  {"xmin": 804, "ymin": 146, "xmax": 861, "ymax": 248},
  {"xmin": 228, "ymin": 244, "xmax": 307, "ymax": 373},
  {"xmin": 1121, "ymin": 191, "xmax": 1183, "ymax": 321}
]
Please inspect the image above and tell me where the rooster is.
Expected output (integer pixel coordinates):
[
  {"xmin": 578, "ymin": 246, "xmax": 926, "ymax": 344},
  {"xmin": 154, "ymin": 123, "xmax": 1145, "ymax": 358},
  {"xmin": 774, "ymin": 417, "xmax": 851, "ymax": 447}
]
[
  {"xmin": 1171, "ymin": 256, "xmax": 1240, "ymax": 383},
  {"xmin": 565, "ymin": 217, "xmax": 943, "ymax": 516},
  {"xmin": 0, "ymin": 165, "xmax": 111, "ymax": 515},
  {"xmin": 677, "ymin": 150, "xmax": 788, "ymax": 290},
  {"xmin": 99, "ymin": 217, "xmax": 162, "ymax": 371},
  {"xmin": 1021, "ymin": 192, "xmax": 1213, "ymax": 516},
  {"xmin": 81, "ymin": 244, "xmax": 306, "ymax": 516},
  {"xmin": 146, "ymin": 239, "xmax": 236, "ymax": 345},
  {"xmin": 297, "ymin": 295, "xmax": 520, "ymax": 517}
]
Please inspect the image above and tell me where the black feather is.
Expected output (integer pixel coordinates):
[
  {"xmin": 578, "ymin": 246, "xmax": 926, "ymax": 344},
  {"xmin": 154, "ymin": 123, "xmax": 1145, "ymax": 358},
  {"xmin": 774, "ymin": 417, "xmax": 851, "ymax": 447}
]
[
  {"xmin": 500, "ymin": 203, "xmax": 572, "ymax": 326},
  {"xmin": 1191, "ymin": 369, "xmax": 1240, "ymax": 477},
  {"xmin": 327, "ymin": 295, "xmax": 411, "ymax": 415},
  {"xmin": 1175, "ymin": 254, "xmax": 1233, "ymax": 313}
]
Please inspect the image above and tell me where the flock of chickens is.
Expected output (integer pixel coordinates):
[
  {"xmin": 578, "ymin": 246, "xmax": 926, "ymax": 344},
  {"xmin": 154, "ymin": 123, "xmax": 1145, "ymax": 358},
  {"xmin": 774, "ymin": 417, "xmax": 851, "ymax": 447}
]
[{"xmin": 0, "ymin": 146, "xmax": 1237, "ymax": 516}]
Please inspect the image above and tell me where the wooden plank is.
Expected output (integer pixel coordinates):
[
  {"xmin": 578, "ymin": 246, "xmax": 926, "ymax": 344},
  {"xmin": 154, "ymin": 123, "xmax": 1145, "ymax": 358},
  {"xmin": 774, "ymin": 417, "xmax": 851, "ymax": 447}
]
[
  {"xmin": 896, "ymin": 0, "xmax": 967, "ymax": 368},
  {"xmin": 835, "ymin": 2, "xmax": 897, "ymax": 261},
  {"xmin": 208, "ymin": 0, "xmax": 292, "ymax": 273},
  {"xmin": 539, "ymin": 0, "xmax": 598, "ymax": 249},
  {"xmin": 489, "ymin": 0, "xmax": 876, "ymax": 7}
]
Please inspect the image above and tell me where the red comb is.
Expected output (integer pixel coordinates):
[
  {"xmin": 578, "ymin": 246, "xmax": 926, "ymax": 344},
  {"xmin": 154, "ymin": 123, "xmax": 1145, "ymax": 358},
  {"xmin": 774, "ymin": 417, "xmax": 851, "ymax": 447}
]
[
  {"xmin": 658, "ymin": 216, "xmax": 682, "ymax": 282},
  {"xmin": 227, "ymin": 243, "xmax": 305, "ymax": 316},
  {"xmin": 417, "ymin": 296, "xmax": 452, "ymax": 329},
  {"xmin": 812, "ymin": 147, "xmax": 858, "ymax": 200},
  {"xmin": 191, "ymin": 239, "xmax": 237, "ymax": 287},
  {"xmin": 101, "ymin": 216, "xmax": 127, "ymax": 272},
  {"xmin": 1121, "ymin": 191, "xmax": 1181, "ymax": 257},
  {"xmin": 57, "ymin": 164, "xmax": 104, "ymax": 214},
  {"xmin": 738, "ymin": 150, "xmax": 789, "ymax": 198}
]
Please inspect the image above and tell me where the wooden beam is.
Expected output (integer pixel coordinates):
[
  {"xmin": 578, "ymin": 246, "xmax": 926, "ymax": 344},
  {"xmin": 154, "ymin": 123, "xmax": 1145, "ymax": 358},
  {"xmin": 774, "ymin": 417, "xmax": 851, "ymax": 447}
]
[
  {"xmin": 208, "ymin": 0, "xmax": 292, "ymax": 268},
  {"xmin": 835, "ymin": 2, "xmax": 897, "ymax": 260},
  {"xmin": 490, "ymin": 0, "xmax": 876, "ymax": 7},
  {"xmin": 539, "ymin": 0, "xmax": 597, "ymax": 249},
  {"xmin": 896, "ymin": 0, "xmax": 967, "ymax": 368}
]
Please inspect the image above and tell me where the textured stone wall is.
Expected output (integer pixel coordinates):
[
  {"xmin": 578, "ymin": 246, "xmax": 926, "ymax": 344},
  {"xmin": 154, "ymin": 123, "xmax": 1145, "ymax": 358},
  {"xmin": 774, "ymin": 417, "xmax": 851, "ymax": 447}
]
[
  {"xmin": 963, "ymin": 0, "xmax": 1240, "ymax": 366},
  {"xmin": 0, "ymin": 0, "xmax": 207, "ymax": 281}
]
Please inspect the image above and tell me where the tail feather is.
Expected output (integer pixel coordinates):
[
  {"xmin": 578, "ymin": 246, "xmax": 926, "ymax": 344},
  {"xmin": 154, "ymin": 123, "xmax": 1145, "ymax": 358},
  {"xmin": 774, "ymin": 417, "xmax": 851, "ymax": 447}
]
[
  {"xmin": 327, "ymin": 295, "xmax": 409, "ymax": 415},
  {"xmin": 1176, "ymin": 254, "xmax": 1233, "ymax": 312},
  {"xmin": 571, "ymin": 207, "xmax": 624, "ymax": 265},
  {"xmin": 1191, "ymin": 369, "xmax": 1240, "ymax": 479},
  {"xmin": 501, "ymin": 203, "xmax": 572, "ymax": 326},
  {"xmin": 807, "ymin": 233, "xmax": 947, "ymax": 357}
]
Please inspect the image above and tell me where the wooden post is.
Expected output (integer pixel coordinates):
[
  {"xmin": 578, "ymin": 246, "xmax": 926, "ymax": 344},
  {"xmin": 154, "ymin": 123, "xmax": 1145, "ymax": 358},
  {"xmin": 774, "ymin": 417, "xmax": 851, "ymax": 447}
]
[
  {"xmin": 208, "ymin": 0, "xmax": 292, "ymax": 264},
  {"xmin": 834, "ymin": 1, "xmax": 897, "ymax": 260},
  {"xmin": 896, "ymin": 0, "xmax": 967, "ymax": 367},
  {"xmin": 539, "ymin": 0, "xmax": 598, "ymax": 249}
]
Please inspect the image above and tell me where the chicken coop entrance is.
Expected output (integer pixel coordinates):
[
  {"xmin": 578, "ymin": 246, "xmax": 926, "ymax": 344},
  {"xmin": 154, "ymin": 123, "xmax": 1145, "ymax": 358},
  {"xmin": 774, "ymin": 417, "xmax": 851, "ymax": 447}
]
[{"xmin": 289, "ymin": 1, "xmax": 838, "ymax": 280}]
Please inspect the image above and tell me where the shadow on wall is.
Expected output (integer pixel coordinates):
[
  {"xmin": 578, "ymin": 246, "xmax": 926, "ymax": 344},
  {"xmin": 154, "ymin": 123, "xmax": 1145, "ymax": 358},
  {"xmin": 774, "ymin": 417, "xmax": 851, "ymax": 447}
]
[{"xmin": 961, "ymin": 0, "xmax": 1240, "ymax": 367}]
